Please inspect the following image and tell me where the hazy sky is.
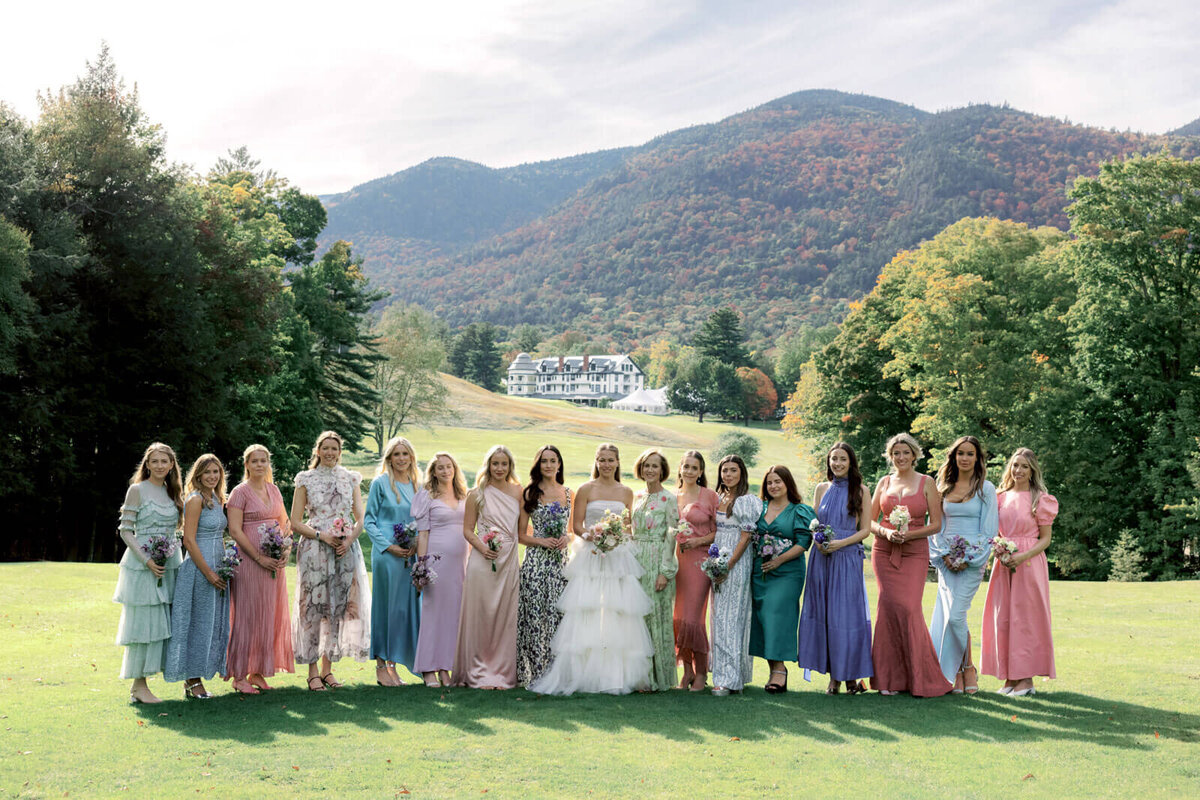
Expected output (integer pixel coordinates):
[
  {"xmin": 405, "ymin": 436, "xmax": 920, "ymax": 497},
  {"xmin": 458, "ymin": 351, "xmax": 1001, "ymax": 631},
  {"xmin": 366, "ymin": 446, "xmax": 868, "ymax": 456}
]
[{"xmin": 3, "ymin": 0, "xmax": 1196, "ymax": 195}]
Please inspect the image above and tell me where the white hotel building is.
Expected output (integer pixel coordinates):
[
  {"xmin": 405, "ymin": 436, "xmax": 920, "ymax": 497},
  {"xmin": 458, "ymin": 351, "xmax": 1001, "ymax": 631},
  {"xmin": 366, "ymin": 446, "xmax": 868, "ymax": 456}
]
[{"xmin": 506, "ymin": 353, "xmax": 645, "ymax": 404}]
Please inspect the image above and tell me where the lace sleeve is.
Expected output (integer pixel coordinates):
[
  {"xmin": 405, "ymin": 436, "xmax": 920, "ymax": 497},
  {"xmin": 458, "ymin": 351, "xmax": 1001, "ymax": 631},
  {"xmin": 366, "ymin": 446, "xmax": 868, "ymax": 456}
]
[{"xmin": 118, "ymin": 484, "xmax": 149, "ymax": 565}]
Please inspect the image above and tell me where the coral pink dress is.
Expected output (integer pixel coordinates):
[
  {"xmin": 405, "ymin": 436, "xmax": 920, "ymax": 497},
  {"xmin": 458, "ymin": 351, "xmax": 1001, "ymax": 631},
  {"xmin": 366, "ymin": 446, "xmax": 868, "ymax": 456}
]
[
  {"xmin": 674, "ymin": 487, "xmax": 719, "ymax": 665},
  {"xmin": 870, "ymin": 475, "xmax": 952, "ymax": 696},
  {"xmin": 225, "ymin": 482, "xmax": 294, "ymax": 681},
  {"xmin": 981, "ymin": 491, "xmax": 1058, "ymax": 680}
]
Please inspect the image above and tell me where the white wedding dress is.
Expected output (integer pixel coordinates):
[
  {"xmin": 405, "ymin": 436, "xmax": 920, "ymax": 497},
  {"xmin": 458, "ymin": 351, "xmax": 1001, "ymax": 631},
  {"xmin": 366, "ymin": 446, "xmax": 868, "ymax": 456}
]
[{"xmin": 528, "ymin": 500, "xmax": 654, "ymax": 695}]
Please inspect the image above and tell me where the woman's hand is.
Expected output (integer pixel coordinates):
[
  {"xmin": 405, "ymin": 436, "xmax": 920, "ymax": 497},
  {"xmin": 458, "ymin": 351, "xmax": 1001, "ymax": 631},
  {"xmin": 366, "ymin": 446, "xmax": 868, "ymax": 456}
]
[
  {"xmin": 762, "ymin": 557, "xmax": 782, "ymax": 574},
  {"xmin": 205, "ymin": 572, "xmax": 227, "ymax": 592},
  {"xmin": 554, "ymin": 536, "xmax": 570, "ymax": 551},
  {"xmin": 479, "ymin": 544, "xmax": 500, "ymax": 561},
  {"xmin": 713, "ymin": 572, "xmax": 728, "ymax": 586},
  {"xmin": 654, "ymin": 574, "xmax": 669, "ymax": 592},
  {"xmin": 146, "ymin": 559, "xmax": 165, "ymax": 579}
]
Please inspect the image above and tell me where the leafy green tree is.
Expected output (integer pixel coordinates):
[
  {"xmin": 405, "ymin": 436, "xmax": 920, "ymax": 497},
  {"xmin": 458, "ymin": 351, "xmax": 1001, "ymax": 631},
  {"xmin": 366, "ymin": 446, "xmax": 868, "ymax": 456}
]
[
  {"xmin": 667, "ymin": 354, "xmax": 740, "ymax": 423},
  {"xmin": 449, "ymin": 322, "xmax": 503, "ymax": 390},
  {"xmin": 0, "ymin": 217, "xmax": 31, "ymax": 374},
  {"xmin": 513, "ymin": 323, "xmax": 542, "ymax": 354},
  {"xmin": 712, "ymin": 431, "xmax": 761, "ymax": 468},
  {"xmin": 694, "ymin": 308, "xmax": 750, "ymax": 366},
  {"xmin": 372, "ymin": 304, "xmax": 450, "ymax": 453},
  {"xmin": 774, "ymin": 324, "xmax": 837, "ymax": 395}
]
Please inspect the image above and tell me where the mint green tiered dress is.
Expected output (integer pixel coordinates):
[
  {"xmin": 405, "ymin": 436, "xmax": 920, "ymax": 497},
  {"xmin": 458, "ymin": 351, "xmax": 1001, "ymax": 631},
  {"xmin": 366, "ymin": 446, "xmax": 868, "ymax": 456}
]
[{"xmin": 113, "ymin": 482, "xmax": 183, "ymax": 679}]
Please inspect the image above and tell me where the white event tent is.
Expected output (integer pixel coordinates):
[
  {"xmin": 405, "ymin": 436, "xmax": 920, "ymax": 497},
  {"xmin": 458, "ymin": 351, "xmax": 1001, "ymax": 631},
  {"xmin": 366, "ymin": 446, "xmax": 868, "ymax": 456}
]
[{"xmin": 612, "ymin": 387, "xmax": 669, "ymax": 415}]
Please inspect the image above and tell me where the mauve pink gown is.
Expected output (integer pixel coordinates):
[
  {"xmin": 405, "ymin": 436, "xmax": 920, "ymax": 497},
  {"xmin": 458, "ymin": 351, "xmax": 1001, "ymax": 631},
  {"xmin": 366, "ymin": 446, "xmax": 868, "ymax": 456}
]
[
  {"xmin": 452, "ymin": 486, "xmax": 520, "ymax": 688},
  {"xmin": 224, "ymin": 482, "xmax": 294, "ymax": 681},
  {"xmin": 412, "ymin": 490, "xmax": 468, "ymax": 674},
  {"xmin": 981, "ymin": 491, "xmax": 1058, "ymax": 680}
]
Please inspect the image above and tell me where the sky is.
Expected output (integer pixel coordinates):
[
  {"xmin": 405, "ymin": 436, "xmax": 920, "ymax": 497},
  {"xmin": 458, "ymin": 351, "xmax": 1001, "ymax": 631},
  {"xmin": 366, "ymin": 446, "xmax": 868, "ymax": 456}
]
[{"xmin": 3, "ymin": 0, "xmax": 1197, "ymax": 195}]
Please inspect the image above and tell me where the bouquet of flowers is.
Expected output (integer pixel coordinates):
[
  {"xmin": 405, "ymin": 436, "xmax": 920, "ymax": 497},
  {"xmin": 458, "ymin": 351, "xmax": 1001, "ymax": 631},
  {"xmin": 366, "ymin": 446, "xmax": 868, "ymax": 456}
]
[
  {"xmin": 393, "ymin": 521, "xmax": 419, "ymax": 566},
  {"xmin": 810, "ymin": 518, "xmax": 836, "ymax": 549},
  {"xmin": 941, "ymin": 534, "xmax": 982, "ymax": 571},
  {"xmin": 754, "ymin": 532, "xmax": 791, "ymax": 566},
  {"xmin": 141, "ymin": 535, "xmax": 177, "ymax": 587},
  {"xmin": 258, "ymin": 521, "xmax": 287, "ymax": 579},
  {"xmin": 481, "ymin": 527, "xmax": 506, "ymax": 571},
  {"xmin": 700, "ymin": 544, "xmax": 732, "ymax": 591},
  {"xmin": 411, "ymin": 553, "xmax": 441, "ymax": 590},
  {"xmin": 215, "ymin": 543, "xmax": 241, "ymax": 596},
  {"xmin": 330, "ymin": 517, "xmax": 350, "ymax": 557},
  {"xmin": 531, "ymin": 501, "xmax": 569, "ymax": 563},
  {"xmin": 669, "ymin": 520, "xmax": 696, "ymax": 545},
  {"xmin": 887, "ymin": 505, "xmax": 911, "ymax": 532},
  {"xmin": 581, "ymin": 508, "xmax": 631, "ymax": 555},
  {"xmin": 991, "ymin": 535, "xmax": 1019, "ymax": 571}
]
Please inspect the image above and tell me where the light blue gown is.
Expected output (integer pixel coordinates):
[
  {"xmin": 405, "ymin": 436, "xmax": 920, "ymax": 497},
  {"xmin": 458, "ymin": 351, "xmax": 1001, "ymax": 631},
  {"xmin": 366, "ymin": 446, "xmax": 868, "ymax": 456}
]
[
  {"xmin": 929, "ymin": 481, "xmax": 998, "ymax": 682},
  {"xmin": 363, "ymin": 476, "xmax": 421, "ymax": 670},
  {"xmin": 164, "ymin": 493, "xmax": 230, "ymax": 682}
]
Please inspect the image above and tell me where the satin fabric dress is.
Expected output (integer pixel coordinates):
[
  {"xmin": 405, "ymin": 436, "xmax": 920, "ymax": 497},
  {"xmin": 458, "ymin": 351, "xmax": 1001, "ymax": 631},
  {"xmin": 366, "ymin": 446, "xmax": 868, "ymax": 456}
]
[
  {"xmin": 164, "ymin": 493, "xmax": 230, "ymax": 682},
  {"xmin": 709, "ymin": 494, "xmax": 762, "ymax": 691},
  {"xmin": 674, "ymin": 487, "xmax": 719, "ymax": 665},
  {"xmin": 981, "ymin": 491, "xmax": 1058, "ymax": 680},
  {"xmin": 750, "ymin": 501, "xmax": 814, "ymax": 663},
  {"xmin": 363, "ymin": 476, "xmax": 421, "ymax": 671},
  {"xmin": 930, "ymin": 481, "xmax": 999, "ymax": 682},
  {"xmin": 528, "ymin": 500, "xmax": 653, "ymax": 695},
  {"xmin": 411, "ymin": 489, "xmax": 468, "ymax": 674},
  {"xmin": 453, "ymin": 486, "xmax": 520, "ymax": 688},
  {"xmin": 224, "ymin": 482, "xmax": 294, "ymax": 681},
  {"xmin": 797, "ymin": 479, "xmax": 873, "ymax": 683},
  {"xmin": 869, "ymin": 475, "xmax": 952, "ymax": 696},
  {"xmin": 631, "ymin": 488, "xmax": 679, "ymax": 691}
]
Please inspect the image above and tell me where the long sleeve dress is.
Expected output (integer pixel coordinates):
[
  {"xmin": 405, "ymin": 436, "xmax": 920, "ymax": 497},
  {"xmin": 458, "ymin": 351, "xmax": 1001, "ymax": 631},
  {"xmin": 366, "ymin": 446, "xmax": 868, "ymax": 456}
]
[
  {"xmin": 981, "ymin": 491, "xmax": 1058, "ymax": 681},
  {"xmin": 751, "ymin": 501, "xmax": 815, "ymax": 664},
  {"xmin": 363, "ymin": 475, "xmax": 421, "ymax": 671},
  {"xmin": 870, "ymin": 475, "xmax": 952, "ymax": 696},
  {"xmin": 113, "ymin": 482, "xmax": 183, "ymax": 680},
  {"xmin": 631, "ymin": 488, "xmax": 679, "ymax": 691},
  {"xmin": 164, "ymin": 492, "xmax": 230, "ymax": 682},
  {"xmin": 412, "ymin": 489, "xmax": 468, "ymax": 674},
  {"xmin": 453, "ymin": 486, "xmax": 521, "ymax": 688},
  {"xmin": 292, "ymin": 465, "xmax": 371, "ymax": 665},
  {"xmin": 796, "ymin": 479, "xmax": 872, "ymax": 683},
  {"xmin": 516, "ymin": 490, "xmax": 571, "ymax": 686},
  {"xmin": 224, "ymin": 482, "xmax": 293, "ymax": 681},
  {"xmin": 674, "ymin": 487, "xmax": 719, "ymax": 666},
  {"xmin": 710, "ymin": 493, "xmax": 763, "ymax": 692},
  {"xmin": 930, "ymin": 480, "xmax": 999, "ymax": 682}
]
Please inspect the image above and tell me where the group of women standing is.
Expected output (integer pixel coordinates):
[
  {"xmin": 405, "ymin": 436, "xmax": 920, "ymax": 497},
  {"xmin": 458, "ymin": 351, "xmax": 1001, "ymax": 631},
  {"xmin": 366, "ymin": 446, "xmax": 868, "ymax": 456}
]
[{"xmin": 114, "ymin": 431, "xmax": 1058, "ymax": 703}]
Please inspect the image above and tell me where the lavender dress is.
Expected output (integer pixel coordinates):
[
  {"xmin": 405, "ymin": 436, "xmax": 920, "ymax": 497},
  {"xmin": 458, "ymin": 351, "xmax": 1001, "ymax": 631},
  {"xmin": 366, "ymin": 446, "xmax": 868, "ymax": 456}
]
[
  {"xmin": 796, "ymin": 478, "xmax": 873, "ymax": 683},
  {"xmin": 412, "ymin": 490, "xmax": 468, "ymax": 674}
]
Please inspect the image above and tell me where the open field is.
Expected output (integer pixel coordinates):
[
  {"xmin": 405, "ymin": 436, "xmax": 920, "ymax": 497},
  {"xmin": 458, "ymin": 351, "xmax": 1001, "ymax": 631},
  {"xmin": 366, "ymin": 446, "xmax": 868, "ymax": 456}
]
[
  {"xmin": 349, "ymin": 374, "xmax": 811, "ymax": 491},
  {"xmin": 2, "ymin": 562, "xmax": 1197, "ymax": 798}
]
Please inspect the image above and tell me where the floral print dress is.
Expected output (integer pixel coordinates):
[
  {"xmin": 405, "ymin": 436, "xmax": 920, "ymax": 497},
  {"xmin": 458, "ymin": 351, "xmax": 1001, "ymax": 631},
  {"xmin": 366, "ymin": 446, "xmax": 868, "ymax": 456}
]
[
  {"xmin": 292, "ymin": 465, "xmax": 371, "ymax": 664},
  {"xmin": 516, "ymin": 489, "xmax": 571, "ymax": 685},
  {"xmin": 631, "ymin": 488, "xmax": 680, "ymax": 691}
]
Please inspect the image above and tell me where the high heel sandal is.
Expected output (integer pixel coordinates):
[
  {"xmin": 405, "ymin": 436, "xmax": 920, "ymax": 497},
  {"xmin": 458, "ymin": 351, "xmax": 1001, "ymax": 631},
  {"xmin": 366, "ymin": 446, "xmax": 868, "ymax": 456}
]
[
  {"xmin": 962, "ymin": 665, "xmax": 979, "ymax": 695},
  {"xmin": 765, "ymin": 669, "xmax": 788, "ymax": 694},
  {"xmin": 232, "ymin": 680, "xmax": 260, "ymax": 695},
  {"xmin": 307, "ymin": 676, "xmax": 327, "ymax": 692},
  {"xmin": 184, "ymin": 680, "xmax": 213, "ymax": 700},
  {"xmin": 825, "ymin": 679, "xmax": 841, "ymax": 696},
  {"xmin": 321, "ymin": 673, "xmax": 343, "ymax": 689},
  {"xmin": 845, "ymin": 680, "xmax": 867, "ymax": 695}
]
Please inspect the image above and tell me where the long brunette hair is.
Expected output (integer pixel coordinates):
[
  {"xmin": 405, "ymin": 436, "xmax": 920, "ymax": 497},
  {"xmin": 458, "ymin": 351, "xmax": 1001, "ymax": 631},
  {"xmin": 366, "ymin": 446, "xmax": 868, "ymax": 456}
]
[
  {"xmin": 937, "ymin": 435, "xmax": 987, "ymax": 499},
  {"xmin": 524, "ymin": 444, "xmax": 565, "ymax": 514},
  {"xmin": 826, "ymin": 441, "xmax": 864, "ymax": 520}
]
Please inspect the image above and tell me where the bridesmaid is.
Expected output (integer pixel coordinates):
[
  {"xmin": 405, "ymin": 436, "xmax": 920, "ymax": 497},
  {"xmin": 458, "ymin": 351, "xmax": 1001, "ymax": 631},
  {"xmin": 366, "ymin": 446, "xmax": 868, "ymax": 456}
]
[
  {"xmin": 114, "ymin": 443, "xmax": 184, "ymax": 704},
  {"xmin": 453, "ymin": 445, "xmax": 522, "ymax": 689},
  {"xmin": 797, "ymin": 444, "xmax": 873, "ymax": 695},
  {"xmin": 982, "ymin": 448, "xmax": 1058, "ymax": 696},
  {"xmin": 164, "ymin": 454, "xmax": 231, "ymax": 699},
  {"xmin": 412, "ymin": 452, "xmax": 469, "ymax": 688},
  {"xmin": 363, "ymin": 436, "xmax": 422, "ymax": 687},
  {"xmin": 710, "ymin": 455, "xmax": 762, "ymax": 696},
  {"xmin": 674, "ymin": 450, "xmax": 718, "ymax": 692},
  {"xmin": 516, "ymin": 445, "xmax": 572, "ymax": 685},
  {"xmin": 749, "ymin": 465, "xmax": 814, "ymax": 694},
  {"xmin": 930, "ymin": 435, "xmax": 998, "ymax": 693},
  {"xmin": 290, "ymin": 431, "xmax": 371, "ymax": 690},
  {"xmin": 225, "ymin": 444, "xmax": 293, "ymax": 694},
  {"xmin": 631, "ymin": 448, "xmax": 680, "ymax": 691},
  {"xmin": 869, "ymin": 433, "xmax": 951, "ymax": 697}
]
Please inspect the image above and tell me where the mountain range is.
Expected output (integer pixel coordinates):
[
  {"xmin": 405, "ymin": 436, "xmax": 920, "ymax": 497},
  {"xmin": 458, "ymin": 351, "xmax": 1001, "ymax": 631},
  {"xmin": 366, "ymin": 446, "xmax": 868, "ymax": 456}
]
[{"xmin": 319, "ymin": 90, "xmax": 1200, "ymax": 349}]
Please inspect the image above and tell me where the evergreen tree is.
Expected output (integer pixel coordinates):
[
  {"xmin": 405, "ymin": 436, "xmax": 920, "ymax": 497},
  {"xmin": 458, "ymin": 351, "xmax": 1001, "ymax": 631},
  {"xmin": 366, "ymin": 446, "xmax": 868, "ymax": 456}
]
[
  {"xmin": 448, "ymin": 322, "xmax": 503, "ymax": 390},
  {"xmin": 693, "ymin": 308, "xmax": 750, "ymax": 366}
]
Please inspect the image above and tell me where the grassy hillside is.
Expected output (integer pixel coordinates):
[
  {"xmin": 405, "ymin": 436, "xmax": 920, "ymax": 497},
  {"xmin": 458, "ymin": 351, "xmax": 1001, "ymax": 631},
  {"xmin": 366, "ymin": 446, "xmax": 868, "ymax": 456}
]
[{"xmin": 3, "ymin": 562, "xmax": 1196, "ymax": 798}]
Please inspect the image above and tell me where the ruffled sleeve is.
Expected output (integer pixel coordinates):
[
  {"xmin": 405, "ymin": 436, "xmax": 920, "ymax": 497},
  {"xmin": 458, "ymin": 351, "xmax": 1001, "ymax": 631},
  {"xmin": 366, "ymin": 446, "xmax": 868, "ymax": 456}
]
[
  {"xmin": 732, "ymin": 494, "xmax": 763, "ymax": 532},
  {"xmin": 293, "ymin": 469, "xmax": 312, "ymax": 492},
  {"xmin": 118, "ymin": 484, "xmax": 149, "ymax": 564},
  {"xmin": 1034, "ymin": 493, "xmax": 1059, "ymax": 527},
  {"xmin": 980, "ymin": 481, "xmax": 999, "ymax": 541},
  {"xmin": 791, "ymin": 503, "xmax": 815, "ymax": 550},
  {"xmin": 411, "ymin": 489, "xmax": 432, "ymax": 532}
]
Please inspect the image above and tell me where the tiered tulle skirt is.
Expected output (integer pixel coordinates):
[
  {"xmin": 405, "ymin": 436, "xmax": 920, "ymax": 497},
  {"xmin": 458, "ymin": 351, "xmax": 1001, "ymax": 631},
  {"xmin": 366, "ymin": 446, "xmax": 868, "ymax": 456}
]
[{"xmin": 114, "ymin": 548, "xmax": 181, "ymax": 679}]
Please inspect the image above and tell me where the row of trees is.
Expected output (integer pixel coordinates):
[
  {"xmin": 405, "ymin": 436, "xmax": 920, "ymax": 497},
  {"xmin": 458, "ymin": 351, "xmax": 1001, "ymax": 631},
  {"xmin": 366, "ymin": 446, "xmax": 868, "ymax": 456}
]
[{"xmin": 782, "ymin": 153, "xmax": 1200, "ymax": 580}]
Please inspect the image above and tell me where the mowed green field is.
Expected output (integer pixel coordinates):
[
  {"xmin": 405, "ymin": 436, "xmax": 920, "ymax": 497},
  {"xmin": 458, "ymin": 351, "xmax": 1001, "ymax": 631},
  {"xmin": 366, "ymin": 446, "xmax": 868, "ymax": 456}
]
[{"xmin": 1, "ymin": 561, "xmax": 1197, "ymax": 799}]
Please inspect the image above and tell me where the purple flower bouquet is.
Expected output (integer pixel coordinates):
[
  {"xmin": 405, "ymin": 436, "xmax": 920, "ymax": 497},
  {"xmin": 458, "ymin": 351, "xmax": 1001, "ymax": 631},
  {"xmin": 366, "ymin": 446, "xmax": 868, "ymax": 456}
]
[
  {"xmin": 215, "ymin": 543, "xmax": 241, "ymax": 596},
  {"xmin": 411, "ymin": 553, "xmax": 441, "ymax": 590},
  {"xmin": 258, "ymin": 521, "xmax": 287, "ymax": 579},
  {"xmin": 141, "ymin": 535, "xmax": 177, "ymax": 587}
]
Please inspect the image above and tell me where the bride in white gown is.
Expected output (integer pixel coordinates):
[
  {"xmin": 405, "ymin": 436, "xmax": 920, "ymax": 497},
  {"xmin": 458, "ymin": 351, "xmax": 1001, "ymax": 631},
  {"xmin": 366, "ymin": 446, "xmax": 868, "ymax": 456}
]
[{"xmin": 529, "ymin": 443, "xmax": 654, "ymax": 695}]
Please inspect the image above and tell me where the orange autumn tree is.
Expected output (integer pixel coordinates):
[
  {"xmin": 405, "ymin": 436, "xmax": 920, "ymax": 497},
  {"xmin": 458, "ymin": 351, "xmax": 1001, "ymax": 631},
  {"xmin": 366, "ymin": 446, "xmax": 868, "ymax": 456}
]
[{"xmin": 736, "ymin": 366, "xmax": 777, "ymax": 423}]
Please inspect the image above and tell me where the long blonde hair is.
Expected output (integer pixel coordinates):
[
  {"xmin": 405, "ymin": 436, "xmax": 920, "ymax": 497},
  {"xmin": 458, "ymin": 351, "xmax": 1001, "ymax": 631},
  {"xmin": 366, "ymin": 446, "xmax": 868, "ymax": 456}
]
[
  {"xmin": 129, "ymin": 442, "xmax": 184, "ymax": 521},
  {"xmin": 377, "ymin": 436, "xmax": 420, "ymax": 502},
  {"xmin": 241, "ymin": 443, "xmax": 274, "ymax": 485},
  {"xmin": 475, "ymin": 445, "xmax": 519, "ymax": 509},
  {"xmin": 423, "ymin": 451, "xmax": 467, "ymax": 500},
  {"xmin": 184, "ymin": 453, "xmax": 228, "ymax": 508},
  {"xmin": 307, "ymin": 430, "xmax": 344, "ymax": 470},
  {"xmin": 998, "ymin": 447, "xmax": 1048, "ymax": 517}
]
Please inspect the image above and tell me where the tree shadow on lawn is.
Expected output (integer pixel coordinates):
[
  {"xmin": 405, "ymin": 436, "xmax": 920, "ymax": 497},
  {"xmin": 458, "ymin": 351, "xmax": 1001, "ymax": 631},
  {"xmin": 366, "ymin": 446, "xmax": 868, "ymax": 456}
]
[{"xmin": 137, "ymin": 684, "xmax": 1198, "ymax": 750}]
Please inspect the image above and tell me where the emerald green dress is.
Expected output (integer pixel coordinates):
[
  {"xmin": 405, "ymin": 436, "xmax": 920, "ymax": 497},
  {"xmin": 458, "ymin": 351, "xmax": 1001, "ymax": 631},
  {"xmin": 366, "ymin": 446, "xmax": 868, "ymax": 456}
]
[
  {"xmin": 749, "ymin": 502, "xmax": 815, "ymax": 661},
  {"xmin": 631, "ymin": 488, "xmax": 680, "ymax": 691}
]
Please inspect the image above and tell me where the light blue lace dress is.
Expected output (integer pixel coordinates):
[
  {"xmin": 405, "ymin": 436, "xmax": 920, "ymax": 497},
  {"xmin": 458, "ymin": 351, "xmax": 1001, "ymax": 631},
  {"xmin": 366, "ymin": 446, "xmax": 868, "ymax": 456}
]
[
  {"xmin": 710, "ymin": 494, "xmax": 762, "ymax": 691},
  {"xmin": 164, "ymin": 492, "xmax": 231, "ymax": 682}
]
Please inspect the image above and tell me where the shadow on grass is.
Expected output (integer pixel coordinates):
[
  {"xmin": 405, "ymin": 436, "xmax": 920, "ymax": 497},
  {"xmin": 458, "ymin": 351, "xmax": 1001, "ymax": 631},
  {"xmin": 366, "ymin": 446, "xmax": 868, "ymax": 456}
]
[{"xmin": 135, "ymin": 683, "xmax": 1199, "ymax": 750}]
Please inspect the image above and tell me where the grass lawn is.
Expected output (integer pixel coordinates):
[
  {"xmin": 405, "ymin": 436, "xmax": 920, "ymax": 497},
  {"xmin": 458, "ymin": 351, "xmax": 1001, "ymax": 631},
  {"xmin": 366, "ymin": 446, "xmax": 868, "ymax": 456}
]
[{"xmin": 2, "ymin": 562, "xmax": 1196, "ymax": 798}]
